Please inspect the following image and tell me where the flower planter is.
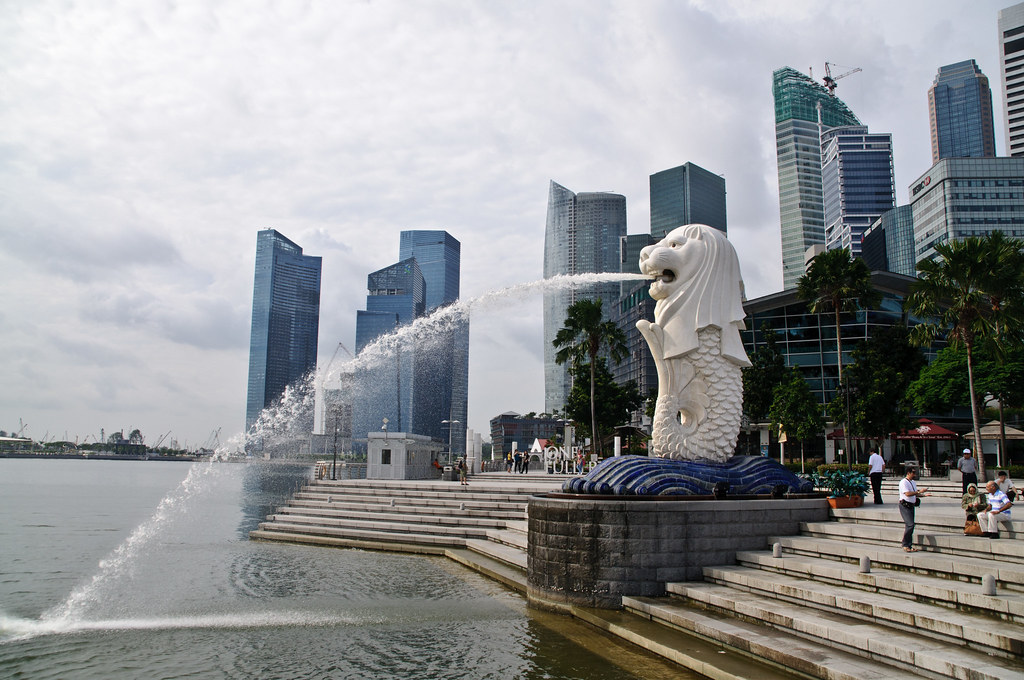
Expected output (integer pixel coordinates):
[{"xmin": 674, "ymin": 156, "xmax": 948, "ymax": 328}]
[{"xmin": 827, "ymin": 495, "xmax": 864, "ymax": 509}]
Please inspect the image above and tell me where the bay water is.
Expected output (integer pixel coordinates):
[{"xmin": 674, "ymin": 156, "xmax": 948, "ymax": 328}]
[{"xmin": 0, "ymin": 458, "xmax": 689, "ymax": 679}]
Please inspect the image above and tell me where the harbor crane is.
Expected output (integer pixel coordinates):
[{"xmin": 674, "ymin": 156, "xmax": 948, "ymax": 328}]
[{"xmin": 822, "ymin": 62, "xmax": 861, "ymax": 96}]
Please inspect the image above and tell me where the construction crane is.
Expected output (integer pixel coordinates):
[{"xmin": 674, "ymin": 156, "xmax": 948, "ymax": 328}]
[
  {"xmin": 15, "ymin": 418, "xmax": 27, "ymax": 437},
  {"xmin": 319, "ymin": 342, "xmax": 355, "ymax": 434},
  {"xmin": 203, "ymin": 428, "xmax": 221, "ymax": 450},
  {"xmin": 822, "ymin": 62, "xmax": 862, "ymax": 96},
  {"xmin": 153, "ymin": 431, "xmax": 172, "ymax": 449}
]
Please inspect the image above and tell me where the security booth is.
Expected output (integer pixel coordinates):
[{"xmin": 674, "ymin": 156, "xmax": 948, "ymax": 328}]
[{"xmin": 366, "ymin": 432, "xmax": 444, "ymax": 480}]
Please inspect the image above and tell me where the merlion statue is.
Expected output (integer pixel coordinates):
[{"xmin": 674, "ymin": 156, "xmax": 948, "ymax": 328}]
[{"xmin": 637, "ymin": 224, "xmax": 751, "ymax": 462}]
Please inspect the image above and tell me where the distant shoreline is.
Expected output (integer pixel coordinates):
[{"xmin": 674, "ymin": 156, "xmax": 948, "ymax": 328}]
[{"xmin": 0, "ymin": 452, "xmax": 202, "ymax": 462}]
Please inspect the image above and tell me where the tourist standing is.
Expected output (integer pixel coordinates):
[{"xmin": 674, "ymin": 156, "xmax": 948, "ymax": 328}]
[
  {"xmin": 513, "ymin": 450, "xmax": 523, "ymax": 474},
  {"xmin": 980, "ymin": 481, "xmax": 1013, "ymax": 538},
  {"xmin": 457, "ymin": 458, "xmax": 468, "ymax": 486},
  {"xmin": 898, "ymin": 468, "xmax": 930, "ymax": 552},
  {"xmin": 506, "ymin": 451, "xmax": 513, "ymax": 473},
  {"xmin": 957, "ymin": 449, "xmax": 978, "ymax": 495},
  {"xmin": 867, "ymin": 448, "xmax": 885, "ymax": 505}
]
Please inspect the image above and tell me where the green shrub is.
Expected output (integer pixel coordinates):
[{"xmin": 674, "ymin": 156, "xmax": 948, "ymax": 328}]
[
  {"xmin": 1006, "ymin": 465, "xmax": 1024, "ymax": 479},
  {"xmin": 816, "ymin": 463, "xmax": 870, "ymax": 476}
]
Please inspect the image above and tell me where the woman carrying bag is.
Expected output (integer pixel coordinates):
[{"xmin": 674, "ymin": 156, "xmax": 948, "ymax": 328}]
[{"xmin": 960, "ymin": 482, "xmax": 988, "ymax": 536}]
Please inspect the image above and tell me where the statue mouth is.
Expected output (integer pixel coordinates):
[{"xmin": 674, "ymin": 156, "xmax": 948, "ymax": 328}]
[{"xmin": 658, "ymin": 269, "xmax": 676, "ymax": 284}]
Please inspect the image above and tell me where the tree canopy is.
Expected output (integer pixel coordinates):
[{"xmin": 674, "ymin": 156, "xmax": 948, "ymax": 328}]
[{"xmin": 564, "ymin": 359, "xmax": 642, "ymax": 447}]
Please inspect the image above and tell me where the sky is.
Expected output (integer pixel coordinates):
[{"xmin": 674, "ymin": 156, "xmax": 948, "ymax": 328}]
[{"xmin": 0, "ymin": 0, "xmax": 1013, "ymax": 450}]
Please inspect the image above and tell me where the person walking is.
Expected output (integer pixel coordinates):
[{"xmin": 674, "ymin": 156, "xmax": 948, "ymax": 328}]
[
  {"xmin": 898, "ymin": 468, "xmax": 930, "ymax": 552},
  {"xmin": 867, "ymin": 448, "xmax": 885, "ymax": 505},
  {"xmin": 957, "ymin": 448, "xmax": 978, "ymax": 495}
]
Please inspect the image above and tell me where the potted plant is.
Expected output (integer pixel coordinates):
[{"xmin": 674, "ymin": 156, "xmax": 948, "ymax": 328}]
[{"xmin": 807, "ymin": 469, "xmax": 869, "ymax": 508}]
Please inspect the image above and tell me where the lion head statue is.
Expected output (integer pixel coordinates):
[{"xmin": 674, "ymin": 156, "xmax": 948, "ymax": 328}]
[{"xmin": 638, "ymin": 224, "xmax": 750, "ymax": 366}]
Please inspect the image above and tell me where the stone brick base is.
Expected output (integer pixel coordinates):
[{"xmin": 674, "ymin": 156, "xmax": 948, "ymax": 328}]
[{"xmin": 527, "ymin": 494, "xmax": 828, "ymax": 610}]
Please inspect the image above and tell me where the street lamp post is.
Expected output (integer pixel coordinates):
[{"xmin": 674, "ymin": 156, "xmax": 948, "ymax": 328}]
[
  {"xmin": 331, "ymin": 418, "xmax": 339, "ymax": 481},
  {"xmin": 442, "ymin": 419, "xmax": 460, "ymax": 466}
]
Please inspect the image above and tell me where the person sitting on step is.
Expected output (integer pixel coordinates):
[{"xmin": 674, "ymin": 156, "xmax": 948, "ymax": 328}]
[{"xmin": 979, "ymin": 481, "xmax": 1013, "ymax": 539}]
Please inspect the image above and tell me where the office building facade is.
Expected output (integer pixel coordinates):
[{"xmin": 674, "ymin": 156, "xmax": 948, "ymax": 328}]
[
  {"xmin": 489, "ymin": 412, "xmax": 564, "ymax": 461},
  {"xmin": 543, "ymin": 181, "xmax": 627, "ymax": 414},
  {"xmin": 910, "ymin": 157, "xmax": 1024, "ymax": 263},
  {"xmin": 649, "ymin": 162, "xmax": 727, "ymax": 238},
  {"xmin": 820, "ymin": 125, "xmax": 895, "ymax": 257},
  {"xmin": 928, "ymin": 60, "xmax": 997, "ymax": 162},
  {"xmin": 861, "ymin": 205, "xmax": 916, "ymax": 277},
  {"xmin": 999, "ymin": 3, "xmax": 1024, "ymax": 157},
  {"xmin": 353, "ymin": 258, "xmax": 425, "ymax": 446},
  {"xmin": 245, "ymin": 229, "xmax": 322, "ymax": 432},
  {"xmin": 398, "ymin": 230, "xmax": 468, "ymax": 458},
  {"xmin": 773, "ymin": 67, "xmax": 862, "ymax": 289}
]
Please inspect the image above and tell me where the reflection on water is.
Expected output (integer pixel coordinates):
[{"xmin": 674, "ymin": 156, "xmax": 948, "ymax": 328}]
[{"xmin": 0, "ymin": 459, "xmax": 692, "ymax": 679}]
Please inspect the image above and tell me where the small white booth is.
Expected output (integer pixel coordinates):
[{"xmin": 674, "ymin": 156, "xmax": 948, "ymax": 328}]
[{"xmin": 367, "ymin": 431, "xmax": 444, "ymax": 480}]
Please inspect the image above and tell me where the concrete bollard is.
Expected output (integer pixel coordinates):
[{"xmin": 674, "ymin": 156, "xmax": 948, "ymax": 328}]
[
  {"xmin": 390, "ymin": 498, "xmax": 395, "ymax": 507},
  {"xmin": 859, "ymin": 556, "xmax": 871, "ymax": 573},
  {"xmin": 460, "ymin": 502, "xmax": 466, "ymax": 511},
  {"xmin": 327, "ymin": 496, "xmax": 332, "ymax": 503},
  {"xmin": 982, "ymin": 574, "xmax": 997, "ymax": 596},
  {"xmin": 772, "ymin": 542, "xmax": 782, "ymax": 558}
]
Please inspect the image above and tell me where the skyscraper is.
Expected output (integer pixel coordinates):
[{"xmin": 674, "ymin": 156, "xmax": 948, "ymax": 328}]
[
  {"xmin": 649, "ymin": 162, "xmax": 727, "ymax": 238},
  {"xmin": 928, "ymin": 60, "xmax": 996, "ymax": 162},
  {"xmin": 245, "ymin": 229, "xmax": 322, "ymax": 432},
  {"xmin": 773, "ymin": 67, "xmax": 861, "ymax": 289},
  {"xmin": 820, "ymin": 125, "xmax": 895, "ymax": 257},
  {"xmin": 910, "ymin": 157, "xmax": 1024, "ymax": 263},
  {"xmin": 353, "ymin": 258, "xmax": 425, "ymax": 446},
  {"xmin": 398, "ymin": 230, "xmax": 468, "ymax": 459},
  {"xmin": 861, "ymin": 205, "xmax": 916, "ymax": 278},
  {"xmin": 543, "ymin": 181, "xmax": 627, "ymax": 414},
  {"xmin": 999, "ymin": 2, "xmax": 1024, "ymax": 157}
]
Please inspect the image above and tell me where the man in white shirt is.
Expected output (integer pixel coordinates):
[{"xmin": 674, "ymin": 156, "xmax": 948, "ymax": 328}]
[
  {"xmin": 980, "ymin": 481, "xmax": 1014, "ymax": 538},
  {"xmin": 957, "ymin": 449, "xmax": 978, "ymax": 494},
  {"xmin": 898, "ymin": 468, "xmax": 930, "ymax": 552},
  {"xmin": 867, "ymin": 449, "xmax": 885, "ymax": 505},
  {"xmin": 996, "ymin": 471, "xmax": 1017, "ymax": 503}
]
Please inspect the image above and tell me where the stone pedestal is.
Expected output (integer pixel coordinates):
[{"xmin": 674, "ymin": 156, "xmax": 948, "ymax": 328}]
[{"xmin": 527, "ymin": 494, "xmax": 828, "ymax": 610}]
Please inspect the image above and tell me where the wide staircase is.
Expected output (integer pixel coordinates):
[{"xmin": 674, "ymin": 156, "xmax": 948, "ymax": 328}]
[
  {"xmin": 623, "ymin": 498, "xmax": 1024, "ymax": 680},
  {"xmin": 249, "ymin": 475, "xmax": 564, "ymax": 592}
]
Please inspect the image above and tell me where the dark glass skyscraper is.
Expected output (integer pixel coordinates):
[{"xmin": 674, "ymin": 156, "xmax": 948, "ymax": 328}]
[
  {"xmin": 820, "ymin": 125, "xmax": 895, "ymax": 257},
  {"xmin": 928, "ymin": 60, "xmax": 996, "ymax": 162},
  {"xmin": 543, "ymin": 181, "xmax": 627, "ymax": 414},
  {"xmin": 649, "ymin": 162, "xmax": 727, "ymax": 238},
  {"xmin": 861, "ymin": 205, "xmax": 915, "ymax": 277},
  {"xmin": 398, "ymin": 230, "xmax": 468, "ymax": 458},
  {"xmin": 245, "ymin": 229, "xmax": 322, "ymax": 432},
  {"xmin": 773, "ymin": 67, "xmax": 861, "ymax": 289},
  {"xmin": 353, "ymin": 258, "xmax": 425, "ymax": 446}
]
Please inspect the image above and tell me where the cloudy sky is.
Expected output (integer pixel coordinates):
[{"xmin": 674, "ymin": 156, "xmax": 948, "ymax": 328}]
[{"xmin": 0, "ymin": 0, "xmax": 1011, "ymax": 449}]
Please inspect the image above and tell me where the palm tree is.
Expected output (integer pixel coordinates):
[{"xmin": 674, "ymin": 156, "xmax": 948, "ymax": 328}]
[
  {"xmin": 553, "ymin": 298, "xmax": 627, "ymax": 457},
  {"xmin": 796, "ymin": 248, "xmax": 880, "ymax": 464},
  {"xmin": 905, "ymin": 234, "xmax": 1024, "ymax": 479}
]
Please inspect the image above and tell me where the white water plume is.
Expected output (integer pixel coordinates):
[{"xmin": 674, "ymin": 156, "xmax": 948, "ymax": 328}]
[
  {"xmin": 328, "ymin": 272, "xmax": 652, "ymax": 383},
  {"xmin": 2, "ymin": 609, "xmax": 359, "ymax": 642}
]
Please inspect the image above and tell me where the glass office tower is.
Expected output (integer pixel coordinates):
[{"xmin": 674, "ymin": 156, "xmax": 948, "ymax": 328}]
[
  {"xmin": 649, "ymin": 162, "xmax": 727, "ymax": 238},
  {"xmin": 928, "ymin": 60, "xmax": 996, "ymax": 163},
  {"xmin": 861, "ymin": 205, "xmax": 916, "ymax": 278},
  {"xmin": 245, "ymin": 229, "xmax": 322, "ymax": 432},
  {"xmin": 398, "ymin": 230, "xmax": 468, "ymax": 459},
  {"xmin": 543, "ymin": 181, "xmax": 627, "ymax": 414},
  {"xmin": 353, "ymin": 258, "xmax": 425, "ymax": 448},
  {"xmin": 999, "ymin": 3, "xmax": 1024, "ymax": 157},
  {"xmin": 820, "ymin": 125, "xmax": 895, "ymax": 257},
  {"xmin": 910, "ymin": 157, "xmax": 1024, "ymax": 263},
  {"xmin": 773, "ymin": 67, "xmax": 861, "ymax": 289}
]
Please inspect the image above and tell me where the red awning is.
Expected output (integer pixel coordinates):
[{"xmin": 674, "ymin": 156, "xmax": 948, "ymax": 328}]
[
  {"xmin": 891, "ymin": 418, "xmax": 959, "ymax": 440},
  {"xmin": 825, "ymin": 429, "xmax": 873, "ymax": 441}
]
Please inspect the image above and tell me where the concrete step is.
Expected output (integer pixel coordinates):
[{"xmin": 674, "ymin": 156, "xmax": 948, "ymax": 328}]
[
  {"xmin": 293, "ymin": 490, "xmax": 531, "ymax": 512},
  {"xmin": 770, "ymin": 534, "xmax": 1024, "ymax": 593},
  {"xmin": 273, "ymin": 506, "xmax": 510, "ymax": 530},
  {"xmin": 484, "ymin": 527, "xmax": 527, "ymax": 551},
  {"xmin": 662, "ymin": 582, "xmax": 1024, "ymax": 679},
  {"xmin": 830, "ymin": 506, "xmax": 1024, "ymax": 537},
  {"xmin": 623, "ymin": 594, "xmax": 925, "ymax": 680},
  {"xmin": 701, "ymin": 564, "xmax": 1024, "ymax": 657},
  {"xmin": 254, "ymin": 520, "xmax": 468, "ymax": 547},
  {"xmin": 799, "ymin": 521, "xmax": 1024, "ymax": 563},
  {"xmin": 287, "ymin": 497, "xmax": 526, "ymax": 519},
  {"xmin": 736, "ymin": 548, "xmax": 1024, "ymax": 624},
  {"xmin": 261, "ymin": 514, "xmax": 491, "ymax": 540},
  {"xmin": 464, "ymin": 538, "xmax": 527, "ymax": 571}
]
